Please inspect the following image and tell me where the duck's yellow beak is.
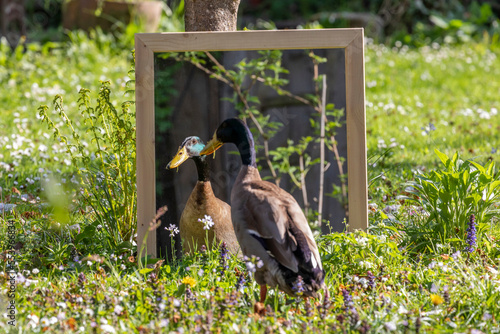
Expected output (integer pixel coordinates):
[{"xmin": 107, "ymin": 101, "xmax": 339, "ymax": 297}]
[
  {"xmin": 167, "ymin": 146, "xmax": 189, "ymax": 169},
  {"xmin": 200, "ymin": 132, "xmax": 223, "ymax": 156}
]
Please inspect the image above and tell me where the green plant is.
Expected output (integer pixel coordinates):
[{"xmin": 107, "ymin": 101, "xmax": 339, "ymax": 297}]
[
  {"xmin": 403, "ymin": 149, "xmax": 500, "ymax": 251},
  {"xmin": 38, "ymin": 80, "xmax": 136, "ymax": 249}
]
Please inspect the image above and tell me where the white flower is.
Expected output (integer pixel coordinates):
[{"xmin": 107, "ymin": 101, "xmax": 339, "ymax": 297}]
[
  {"xmin": 245, "ymin": 262, "xmax": 256, "ymax": 273},
  {"xmin": 198, "ymin": 215, "xmax": 214, "ymax": 230},
  {"xmin": 49, "ymin": 317, "xmax": 58, "ymax": 325},
  {"xmin": 87, "ymin": 261, "xmax": 92, "ymax": 266},
  {"xmin": 114, "ymin": 305, "xmax": 124, "ymax": 315},
  {"xmin": 198, "ymin": 269, "xmax": 204, "ymax": 277},
  {"xmin": 173, "ymin": 299, "xmax": 181, "ymax": 307},
  {"xmin": 159, "ymin": 319, "xmax": 169, "ymax": 328},
  {"xmin": 85, "ymin": 308, "xmax": 94, "ymax": 317},
  {"xmin": 100, "ymin": 324, "xmax": 116, "ymax": 333},
  {"xmin": 384, "ymin": 322, "xmax": 397, "ymax": 331},
  {"xmin": 357, "ymin": 237, "xmax": 369, "ymax": 246},
  {"xmin": 166, "ymin": 224, "xmax": 179, "ymax": 237},
  {"xmin": 27, "ymin": 314, "xmax": 39, "ymax": 328},
  {"xmin": 32, "ymin": 268, "xmax": 39, "ymax": 275},
  {"xmin": 16, "ymin": 274, "xmax": 26, "ymax": 284},
  {"xmin": 398, "ymin": 305, "xmax": 408, "ymax": 314}
]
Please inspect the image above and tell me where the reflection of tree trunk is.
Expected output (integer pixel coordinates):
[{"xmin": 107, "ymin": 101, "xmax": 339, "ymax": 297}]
[{"xmin": 157, "ymin": 1, "xmax": 241, "ymax": 260}]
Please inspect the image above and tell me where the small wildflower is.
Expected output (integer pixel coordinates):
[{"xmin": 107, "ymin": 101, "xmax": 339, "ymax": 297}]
[
  {"xmin": 100, "ymin": 324, "xmax": 116, "ymax": 333},
  {"xmin": 291, "ymin": 275, "xmax": 305, "ymax": 296},
  {"xmin": 114, "ymin": 305, "xmax": 124, "ymax": 315},
  {"xmin": 78, "ymin": 272, "xmax": 87, "ymax": 285},
  {"xmin": 243, "ymin": 255, "xmax": 263, "ymax": 274},
  {"xmin": 40, "ymin": 317, "xmax": 50, "ymax": 327},
  {"xmin": 367, "ymin": 271, "xmax": 376, "ymax": 289},
  {"xmin": 304, "ymin": 298, "xmax": 313, "ymax": 317},
  {"xmin": 443, "ymin": 285, "xmax": 450, "ymax": 304},
  {"xmin": 465, "ymin": 214, "xmax": 477, "ymax": 253},
  {"xmin": 181, "ymin": 276, "xmax": 197, "ymax": 287},
  {"xmin": 320, "ymin": 290, "xmax": 331, "ymax": 319},
  {"xmin": 235, "ymin": 274, "xmax": 246, "ymax": 291},
  {"xmin": 430, "ymin": 294, "xmax": 444, "ymax": 306},
  {"xmin": 246, "ymin": 262, "xmax": 256, "ymax": 273},
  {"xmin": 159, "ymin": 319, "xmax": 169, "ymax": 328},
  {"xmin": 384, "ymin": 322, "xmax": 397, "ymax": 331},
  {"xmin": 185, "ymin": 285, "xmax": 195, "ymax": 301},
  {"xmin": 32, "ymin": 268, "xmax": 39, "ymax": 275},
  {"xmin": 219, "ymin": 242, "xmax": 229, "ymax": 275},
  {"xmin": 342, "ymin": 288, "xmax": 355, "ymax": 312},
  {"xmin": 198, "ymin": 215, "xmax": 214, "ymax": 230},
  {"xmin": 166, "ymin": 224, "xmax": 179, "ymax": 237},
  {"xmin": 200, "ymin": 245, "xmax": 207, "ymax": 253}
]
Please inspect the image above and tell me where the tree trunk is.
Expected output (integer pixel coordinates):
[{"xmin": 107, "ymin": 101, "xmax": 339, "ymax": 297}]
[{"xmin": 184, "ymin": 0, "xmax": 240, "ymax": 31}]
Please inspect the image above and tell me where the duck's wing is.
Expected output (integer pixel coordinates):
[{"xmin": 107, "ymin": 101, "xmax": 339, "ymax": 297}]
[{"xmin": 239, "ymin": 180, "xmax": 322, "ymax": 274}]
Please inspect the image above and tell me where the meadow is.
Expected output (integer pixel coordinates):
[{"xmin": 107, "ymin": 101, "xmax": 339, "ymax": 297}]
[{"xmin": 0, "ymin": 29, "xmax": 499, "ymax": 333}]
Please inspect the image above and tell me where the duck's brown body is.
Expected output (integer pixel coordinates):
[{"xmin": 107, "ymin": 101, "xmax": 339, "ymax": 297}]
[
  {"xmin": 180, "ymin": 180, "xmax": 240, "ymax": 255},
  {"xmin": 231, "ymin": 165, "xmax": 325, "ymax": 297},
  {"xmin": 166, "ymin": 136, "xmax": 240, "ymax": 257}
]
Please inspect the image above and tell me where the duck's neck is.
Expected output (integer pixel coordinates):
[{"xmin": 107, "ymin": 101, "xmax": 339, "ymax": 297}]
[
  {"xmin": 236, "ymin": 123, "xmax": 257, "ymax": 168},
  {"xmin": 193, "ymin": 156, "xmax": 210, "ymax": 182}
]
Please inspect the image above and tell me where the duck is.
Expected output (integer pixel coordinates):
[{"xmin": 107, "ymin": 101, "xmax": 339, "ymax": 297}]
[
  {"xmin": 167, "ymin": 136, "xmax": 240, "ymax": 256},
  {"xmin": 200, "ymin": 118, "xmax": 325, "ymax": 303}
]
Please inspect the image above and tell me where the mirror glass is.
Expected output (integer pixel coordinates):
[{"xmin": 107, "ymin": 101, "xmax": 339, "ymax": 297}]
[{"xmin": 154, "ymin": 49, "xmax": 347, "ymax": 257}]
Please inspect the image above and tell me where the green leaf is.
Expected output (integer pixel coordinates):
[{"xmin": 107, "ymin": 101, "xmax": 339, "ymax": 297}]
[
  {"xmin": 139, "ymin": 268, "xmax": 154, "ymax": 275},
  {"xmin": 434, "ymin": 149, "xmax": 450, "ymax": 168},
  {"xmin": 469, "ymin": 160, "xmax": 486, "ymax": 174}
]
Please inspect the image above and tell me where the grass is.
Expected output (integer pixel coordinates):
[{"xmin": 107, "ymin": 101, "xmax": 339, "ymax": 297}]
[{"xmin": 0, "ymin": 31, "xmax": 499, "ymax": 332}]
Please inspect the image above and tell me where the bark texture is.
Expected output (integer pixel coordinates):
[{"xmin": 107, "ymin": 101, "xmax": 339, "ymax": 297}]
[{"xmin": 184, "ymin": 0, "xmax": 240, "ymax": 31}]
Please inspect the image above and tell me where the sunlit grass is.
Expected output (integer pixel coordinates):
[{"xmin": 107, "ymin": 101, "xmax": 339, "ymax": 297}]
[{"xmin": 0, "ymin": 33, "xmax": 499, "ymax": 332}]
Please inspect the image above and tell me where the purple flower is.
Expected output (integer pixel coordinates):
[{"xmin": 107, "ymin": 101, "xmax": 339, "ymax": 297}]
[
  {"xmin": 235, "ymin": 274, "xmax": 246, "ymax": 291},
  {"xmin": 465, "ymin": 214, "xmax": 477, "ymax": 253},
  {"xmin": 342, "ymin": 288, "xmax": 355, "ymax": 312},
  {"xmin": 219, "ymin": 242, "xmax": 229, "ymax": 274},
  {"xmin": 292, "ymin": 275, "xmax": 305, "ymax": 296},
  {"xmin": 367, "ymin": 271, "xmax": 376, "ymax": 289}
]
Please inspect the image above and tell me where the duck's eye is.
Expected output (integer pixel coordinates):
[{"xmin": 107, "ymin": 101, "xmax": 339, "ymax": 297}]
[
  {"xmin": 178, "ymin": 151, "xmax": 182, "ymax": 155},
  {"xmin": 192, "ymin": 139, "xmax": 197, "ymax": 144}
]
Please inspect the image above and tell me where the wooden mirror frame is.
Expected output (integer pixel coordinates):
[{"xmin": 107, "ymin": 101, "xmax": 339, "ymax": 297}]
[{"xmin": 135, "ymin": 29, "xmax": 367, "ymax": 258}]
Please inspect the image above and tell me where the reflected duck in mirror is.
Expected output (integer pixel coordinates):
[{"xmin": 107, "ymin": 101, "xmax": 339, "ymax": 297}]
[
  {"xmin": 167, "ymin": 136, "xmax": 240, "ymax": 255},
  {"xmin": 200, "ymin": 119, "xmax": 325, "ymax": 303}
]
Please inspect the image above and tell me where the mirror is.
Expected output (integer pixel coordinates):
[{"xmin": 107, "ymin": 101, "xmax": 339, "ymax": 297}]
[{"xmin": 135, "ymin": 30, "xmax": 367, "ymax": 258}]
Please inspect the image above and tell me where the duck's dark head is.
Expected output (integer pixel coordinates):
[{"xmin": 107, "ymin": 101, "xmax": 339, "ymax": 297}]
[
  {"xmin": 200, "ymin": 118, "xmax": 256, "ymax": 167},
  {"xmin": 200, "ymin": 118, "xmax": 251, "ymax": 154},
  {"xmin": 166, "ymin": 136, "xmax": 205, "ymax": 169}
]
